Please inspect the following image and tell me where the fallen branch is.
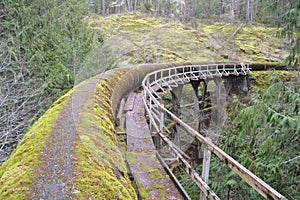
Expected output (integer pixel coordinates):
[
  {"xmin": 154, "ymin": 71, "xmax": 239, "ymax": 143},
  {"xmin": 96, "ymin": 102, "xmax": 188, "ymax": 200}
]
[
  {"xmin": 230, "ymin": 23, "xmax": 244, "ymax": 39},
  {"xmin": 199, "ymin": 106, "xmax": 217, "ymax": 113},
  {"xmin": 284, "ymin": 155, "xmax": 300, "ymax": 164}
]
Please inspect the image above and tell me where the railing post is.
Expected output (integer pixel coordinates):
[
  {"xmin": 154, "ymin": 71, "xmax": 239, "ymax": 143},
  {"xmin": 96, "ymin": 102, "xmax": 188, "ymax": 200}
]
[
  {"xmin": 200, "ymin": 137, "xmax": 212, "ymax": 200},
  {"xmin": 171, "ymin": 86, "xmax": 183, "ymax": 146},
  {"xmin": 154, "ymin": 111, "xmax": 164, "ymax": 149}
]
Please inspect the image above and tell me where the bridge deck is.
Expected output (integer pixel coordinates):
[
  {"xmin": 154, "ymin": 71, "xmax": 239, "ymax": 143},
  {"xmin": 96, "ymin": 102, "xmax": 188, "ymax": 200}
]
[{"xmin": 125, "ymin": 92, "xmax": 184, "ymax": 200}]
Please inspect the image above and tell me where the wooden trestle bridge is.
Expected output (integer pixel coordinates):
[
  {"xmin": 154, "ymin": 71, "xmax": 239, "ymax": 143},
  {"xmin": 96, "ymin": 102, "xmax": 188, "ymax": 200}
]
[{"xmin": 118, "ymin": 63, "xmax": 287, "ymax": 200}]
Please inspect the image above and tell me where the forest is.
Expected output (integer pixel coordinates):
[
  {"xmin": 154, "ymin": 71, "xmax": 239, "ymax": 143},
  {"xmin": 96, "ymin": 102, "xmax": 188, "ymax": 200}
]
[{"xmin": 0, "ymin": 0, "xmax": 299, "ymax": 199}]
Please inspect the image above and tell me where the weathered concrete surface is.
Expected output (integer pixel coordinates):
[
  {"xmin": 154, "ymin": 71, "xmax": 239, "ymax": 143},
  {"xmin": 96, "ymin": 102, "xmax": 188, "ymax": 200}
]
[
  {"xmin": 0, "ymin": 70, "xmax": 137, "ymax": 200},
  {"xmin": 0, "ymin": 62, "xmax": 231, "ymax": 199}
]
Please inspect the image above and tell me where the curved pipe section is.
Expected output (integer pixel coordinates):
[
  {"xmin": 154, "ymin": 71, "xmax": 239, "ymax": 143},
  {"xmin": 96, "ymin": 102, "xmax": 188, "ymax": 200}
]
[{"xmin": 0, "ymin": 62, "xmax": 288, "ymax": 199}]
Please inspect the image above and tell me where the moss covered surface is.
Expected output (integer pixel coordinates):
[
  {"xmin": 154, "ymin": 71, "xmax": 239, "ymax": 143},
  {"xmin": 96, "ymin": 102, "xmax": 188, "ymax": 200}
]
[
  {"xmin": 0, "ymin": 70, "xmax": 138, "ymax": 199},
  {"xmin": 88, "ymin": 13, "xmax": 290, "ymax": 65},
  {"xmin": 73, "ymin": 70, "xmax": 137, "ymax": 200},
  {"xmin": 0, "ymin": 92, "xmax": 72, "ymax": 199},
  {"xmin": 250, "ymin": 70, "xmax": 297, "ymax": 90},
  {"xmin": 127, "ymin": 151, "xmax": 175, "ymax": 199}
]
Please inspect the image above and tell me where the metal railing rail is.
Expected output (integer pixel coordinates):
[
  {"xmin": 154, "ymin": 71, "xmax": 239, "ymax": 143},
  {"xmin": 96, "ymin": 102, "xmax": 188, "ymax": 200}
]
[{"xmin": 142, "ymin": 63, "xmax": 287, "ymax": 200}]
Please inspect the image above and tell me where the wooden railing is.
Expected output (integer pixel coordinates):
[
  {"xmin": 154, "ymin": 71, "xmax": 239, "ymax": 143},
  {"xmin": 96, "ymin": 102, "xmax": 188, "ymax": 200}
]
[{"xmin": 142, "ymin": 63, "xmax": 287, "ymax": 200}]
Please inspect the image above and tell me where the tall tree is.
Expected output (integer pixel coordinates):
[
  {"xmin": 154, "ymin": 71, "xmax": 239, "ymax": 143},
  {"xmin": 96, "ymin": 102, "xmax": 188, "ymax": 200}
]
[
  {"xmin": 245, "ymin": 0, "xmax": 250, "ymax": 21},
  {"xmin": 276, "ymin": 0, "xmax": 300, "ymax": 67},
  {"xmin": 229, "ymin": 0, "xmax": 235, "ymax": 21}
]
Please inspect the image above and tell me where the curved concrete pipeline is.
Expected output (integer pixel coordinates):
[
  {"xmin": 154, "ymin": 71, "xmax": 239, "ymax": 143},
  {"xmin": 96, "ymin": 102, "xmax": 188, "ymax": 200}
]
[{"xmin": 0, "ymin": 61, "xmax": 291, "ymax": 199}]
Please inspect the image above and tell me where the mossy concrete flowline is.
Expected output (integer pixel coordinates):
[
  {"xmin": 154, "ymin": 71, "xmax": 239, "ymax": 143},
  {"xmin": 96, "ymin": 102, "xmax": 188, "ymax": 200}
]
[
  {"xmin": 0, "ymin": 61, "xmax": 293, "ymax": 199},
  {"xmin": 0, "ymin": 62, "xmax": 195, "ymax": 199}
]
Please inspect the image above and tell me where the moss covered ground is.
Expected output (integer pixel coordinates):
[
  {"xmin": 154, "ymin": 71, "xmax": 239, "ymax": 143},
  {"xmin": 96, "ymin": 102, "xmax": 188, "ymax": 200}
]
[
  {"xmin": 250, "ymin": 70, "xmax": 298, "ymax": 90},
  {"xmin": 89, "ymin": 13, "xmax": 290, "ymax": 65}
]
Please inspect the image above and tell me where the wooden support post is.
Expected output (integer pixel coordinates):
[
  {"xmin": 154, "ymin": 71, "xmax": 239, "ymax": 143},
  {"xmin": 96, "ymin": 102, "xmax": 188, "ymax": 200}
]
[
  {"xmin": 191, "ymin": 80, "xmax": 202, "ymax": 163},
  {"xmin": 214, "ymin": 78, "xmax": 222, "ymax": 106},
  {"xmin": 212, "ymin": 78, "xmax": 224, "ymax": 138},
  {"xmin": 159, "ymin": 112, "xmax": 164, "ymax": 132},
  {"xmin": 201, "ymin": 81, "xmax": 208, "ymax": 102},
  {"xmin": 190, "ymin": 80, "xmax": 201, "ymax": 131},
  {"xmin": 242, "ymin": 76, "xmax": 248, "ymax": 93},
  {"xmin": 200, "ymin": 138, "xmax": 212, "ymax": 200}
]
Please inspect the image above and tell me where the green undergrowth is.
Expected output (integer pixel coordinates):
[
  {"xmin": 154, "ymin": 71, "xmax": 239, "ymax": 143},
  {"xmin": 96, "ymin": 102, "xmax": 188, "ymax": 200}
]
[
  {"xmin": 73, "ymin": 70, "xmax": 137, "ymax": 199},
  {"xmin": 250, "ymin": 70, "xmax": 297, "ymax": 90},
  {"xmin": 88, "ymin": 13, "xmax": 290, "ymax": 65},
  {"xmin": 0, "ymin": 91, "xmax": 72, "ymax": 199},
  {"xmin": 234, "ymin": 26, "xmax": 288, "ymax": 61},
  {"xmin": 250, "ymin": 61, "xmax": 286, "ymax": 69}
]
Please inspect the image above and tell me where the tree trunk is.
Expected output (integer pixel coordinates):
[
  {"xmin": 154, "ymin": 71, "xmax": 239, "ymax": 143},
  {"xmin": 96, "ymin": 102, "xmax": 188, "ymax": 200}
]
[
  {"xmin": 219, "ymin": 0, "xmax": 225, "ymax": 15},
  {"xmin": 230, "ymin": 0, "xmax": 235, "ymax": 21},
  {"xmin": 127, "ymin": 0, "xmax": 132, "ymax": 12},
  {"xmin": 246, "ymin": 0, "xmax": 250, "ymax": 22},
  {"xmin": 102, "ymin": 0, "xmax": 105, "ymax": 14},
  {"xmin": 235, "ymin": 0, "xmax": 240, "ymax": 19},
  {"xmin": 155, "ymin": 0, "xmax": 160, "ymax": 15},
  {"xmin": 201, "ymin": 0, "xmax": 206, "ymax": 16},
  {"xmin": 193, "ymin": 0, "xmax": 198, "ymax": 17},
  {"xmin": 134, "ymin": 0, "xmax": 138, "ymax": 11},
  {"xmin": 253, "ymin": 0, "xmax": 258, "ymax": 21}
]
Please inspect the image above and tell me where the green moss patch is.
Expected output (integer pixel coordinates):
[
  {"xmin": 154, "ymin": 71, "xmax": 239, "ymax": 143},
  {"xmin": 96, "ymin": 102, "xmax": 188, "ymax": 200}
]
[
  {"xmin": 73, "ymin": 71, "xmax": 137, "ymax": 199},
  {"xmin": 89, "ymin": 14, "xmax": 290, "ymax": 65},
  {"xmin": 0, "ymin": 92, "xmax": 72, "ymax": 199},
  {"xmin": 250, "ymin": 70, "xmax": 297, "ymax": 90}
]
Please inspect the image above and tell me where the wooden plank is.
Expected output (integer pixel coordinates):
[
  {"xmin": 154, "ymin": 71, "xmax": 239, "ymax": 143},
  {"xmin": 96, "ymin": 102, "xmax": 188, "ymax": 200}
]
[
  {"xmin": 124, "ymin": 92, "xmax": 136, "ymax": 111},
  {"xmin": 156, "ymin": 153, "xmax": 191, "ymax": 200},
  {"xmin": 200, "ymin": 139, "xmax": 212, "ymax": 200},
  {"xmin": 157, "ymin": 131, "xmax": 220, "ymax": 200},
  {"xmin": 125, "ymin": 92, "xmax": 184, "ymax": 200}
]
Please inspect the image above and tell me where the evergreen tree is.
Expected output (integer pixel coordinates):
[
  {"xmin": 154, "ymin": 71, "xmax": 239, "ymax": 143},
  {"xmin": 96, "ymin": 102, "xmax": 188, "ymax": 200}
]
[
  {"xmin": 275, "ymin": 0, "xmax": 300, "ymax": 67},
  {"xmin": 0, "ymin": 0, "xmax": 101, "ymax": 164}
]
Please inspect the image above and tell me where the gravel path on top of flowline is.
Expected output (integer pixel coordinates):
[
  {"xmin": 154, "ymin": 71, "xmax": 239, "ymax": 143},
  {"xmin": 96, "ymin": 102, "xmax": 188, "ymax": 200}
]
[{"xmin": 31, "ymin": 74, "xmax": 105, "ymax": 200}]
